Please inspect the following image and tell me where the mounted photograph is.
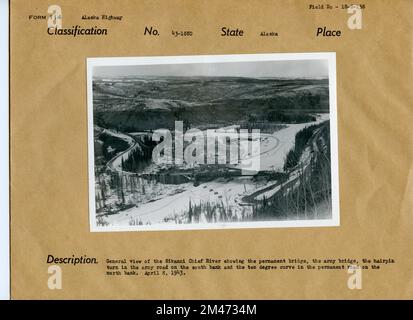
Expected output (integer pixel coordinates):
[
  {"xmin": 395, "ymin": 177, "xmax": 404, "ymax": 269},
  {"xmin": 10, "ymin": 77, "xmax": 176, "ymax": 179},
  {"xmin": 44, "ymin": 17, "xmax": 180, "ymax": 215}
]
[{"xmin": 87, "ymin": 53, "xmax": 339, "ymax": 231}]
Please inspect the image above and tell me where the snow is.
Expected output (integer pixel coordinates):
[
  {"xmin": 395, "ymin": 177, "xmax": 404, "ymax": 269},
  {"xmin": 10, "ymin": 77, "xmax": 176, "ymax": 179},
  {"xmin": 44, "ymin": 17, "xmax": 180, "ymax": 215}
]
[
  {"xmin": 142, "ymin": 114, "xmax": 329, "ymax": 172},
  {"xmin": 104, "ymin": 177, "xmax": 258, "ymax": 226},
  {"xmin": 102, "ymin": 128, "xmax": 135, "ymax": 146},
  {"xmin": 254, "ymin": 184, "xmax": 282, "ymax": 201},
  {"xmin": 259, "ymin": 113, "xmax": 328, "ymax": 171},
  {"xmin": 98, "ymin": 114, "xmax": 330, "ymax": 226}
]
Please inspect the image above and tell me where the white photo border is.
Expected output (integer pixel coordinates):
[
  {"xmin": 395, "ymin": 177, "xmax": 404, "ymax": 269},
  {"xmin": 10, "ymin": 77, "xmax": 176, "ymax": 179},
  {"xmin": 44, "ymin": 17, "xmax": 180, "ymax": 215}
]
[
  {"xmin": 86, "ymin": 52, "xmax": 340, "ymax": 232},
  {"xmin": 0, "ymin": 0, "xmax": 10, "ymax": 300}
]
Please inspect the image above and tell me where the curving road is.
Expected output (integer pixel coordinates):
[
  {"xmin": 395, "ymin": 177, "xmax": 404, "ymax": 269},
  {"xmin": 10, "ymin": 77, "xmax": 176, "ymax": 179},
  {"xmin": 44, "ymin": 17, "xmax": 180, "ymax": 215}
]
[{"xmin": 105, "ymin": 131, "xmax": 146, "ymax": 176}]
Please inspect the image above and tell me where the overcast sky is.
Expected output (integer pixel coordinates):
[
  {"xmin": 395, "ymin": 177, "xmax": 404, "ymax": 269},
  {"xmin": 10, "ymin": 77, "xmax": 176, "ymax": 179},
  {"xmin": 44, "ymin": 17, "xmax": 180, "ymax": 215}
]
[{"xmin": 93, "ymin": 59, "xmax": 329, "ymax": 79}]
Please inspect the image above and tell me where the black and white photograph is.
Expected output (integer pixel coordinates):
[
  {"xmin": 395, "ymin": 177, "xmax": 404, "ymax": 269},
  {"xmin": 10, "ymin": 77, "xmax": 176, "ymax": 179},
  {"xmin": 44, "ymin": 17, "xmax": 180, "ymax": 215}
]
[{"xmin": 87, "ymin": 53, "xmax": 339, "ymax": 231}]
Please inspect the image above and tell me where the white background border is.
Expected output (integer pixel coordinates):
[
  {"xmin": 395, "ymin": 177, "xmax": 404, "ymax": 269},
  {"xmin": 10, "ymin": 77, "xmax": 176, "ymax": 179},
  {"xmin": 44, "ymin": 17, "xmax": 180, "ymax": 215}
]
[
  {"xmin": 0, "ymin": 0, "xmax": 10, "ymax": 300},
  {"xmin": 87, "ymin": 53, "xmax": 339, "ymax": 232}
]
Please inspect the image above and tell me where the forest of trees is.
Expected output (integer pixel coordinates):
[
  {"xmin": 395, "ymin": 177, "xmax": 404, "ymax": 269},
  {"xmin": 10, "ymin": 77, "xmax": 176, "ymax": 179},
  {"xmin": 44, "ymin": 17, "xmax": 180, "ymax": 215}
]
[
  {"xmin": 255, "ymin": 122, "xmax": 331, "ymax": 220},
  {"xmin": 121, "ymin": 135, "xmax": 156, "ymax": 173},
  {"xmin": 176, "ymin": 121, "xmax": 332, "ymax": 223},
  {"xmin": 283, "ymin": 122, "xmax": 326, "ymax": 171},
  {"xmin": 95, "ymin": 171, "xmax": 155, "ymax": 214}
]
